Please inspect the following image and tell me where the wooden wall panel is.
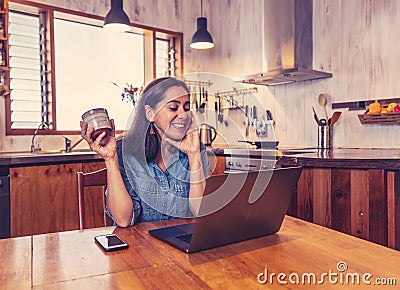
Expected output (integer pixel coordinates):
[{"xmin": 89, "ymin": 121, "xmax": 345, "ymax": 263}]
[
  {"xmin": 296, "ymin": 168, "xmax": 313, "ymax": 222},
  {"xmin": 387, "ymin": 171, "xmax": 400, "ymax": 250},
  {"xmin": 368, "ymin": 169, "xmax": 387, "ymax": 246},
  {"xmin": 350, "ymin": 170, "xmax": 369, "ymax": 240},
  {"xmin": 292, "ymin": 167, "xmax": 397, "ymax": 248},
  {"xmin": 387, "ymin": 171, "xmax": 395, "ymax": 248},
  {"xmin": 393, "ymin": 172, "xmax": 400, "ymax": 250},
  {"xmin": 312, "ymin": 168, "xmax": 331, "ymax": 227},
  {"xmin": 331, "ymin": 169, "xmax": 351, "ymax": 234}
]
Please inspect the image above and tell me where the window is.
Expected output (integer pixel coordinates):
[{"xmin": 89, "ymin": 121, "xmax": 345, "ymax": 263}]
[
  {"xmin": 53, "ymin": 18, "xmax": 144, "ymax": 131},
  {"xmin": 5, "ymin": 2, "xmax": 182, "ymax": 135}
]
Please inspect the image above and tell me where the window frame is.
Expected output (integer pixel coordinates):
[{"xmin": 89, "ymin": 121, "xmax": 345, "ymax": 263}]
[{"xmin": 5, "ymin": 0, "xmax": 183, "ymax": 136}]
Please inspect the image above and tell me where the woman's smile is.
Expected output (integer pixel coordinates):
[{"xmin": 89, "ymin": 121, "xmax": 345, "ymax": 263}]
[{"xmin": 150, "ymin": 86, "xmax": 192, "ymax": 141}]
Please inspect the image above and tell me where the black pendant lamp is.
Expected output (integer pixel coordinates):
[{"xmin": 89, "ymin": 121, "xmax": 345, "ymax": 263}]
[
  {"xmin": 103, "ymin": 0, "xmax": 131, "ymax": 32},
  {"xmin": 190, "ymin": 0, "xmax": 214, "ymax": 49}
]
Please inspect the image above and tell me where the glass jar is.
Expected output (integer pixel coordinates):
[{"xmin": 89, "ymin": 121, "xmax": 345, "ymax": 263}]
[{"xmin": 82, "ymin": 108, "xmax": 112, "ymax": 140}]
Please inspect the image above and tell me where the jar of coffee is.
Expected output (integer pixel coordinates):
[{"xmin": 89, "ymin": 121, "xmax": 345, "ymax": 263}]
[{"xmin": 82, "ymin": 108, "xmax": 112, "ymax": 140}]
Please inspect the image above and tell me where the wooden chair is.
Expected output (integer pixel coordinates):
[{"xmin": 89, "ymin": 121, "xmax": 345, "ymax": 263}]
[{"xmin": 77, "ymin": 168, "xmax": 112, "ymax": 229}]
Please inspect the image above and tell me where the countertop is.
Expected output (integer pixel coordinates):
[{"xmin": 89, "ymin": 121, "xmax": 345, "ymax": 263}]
[
  {"xmin": 2, "ymin": 147, "xmax": 400, "ymax": 170},
  {"xmin": 278, "ymin": 148, "xmax": 400, "ymax": 170},
  {"xmin": 209, "ymin": 147, "xmax": 400, "ymax": 170},
  {"xmin": 0, "ymin": 150, "xmax": 103, "ymax": 167}
]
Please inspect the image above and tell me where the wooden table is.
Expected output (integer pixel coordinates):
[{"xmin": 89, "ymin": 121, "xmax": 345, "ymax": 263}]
[{"xmin": 1, "ymin": 216, "xmax": 399, "ymax": 289}]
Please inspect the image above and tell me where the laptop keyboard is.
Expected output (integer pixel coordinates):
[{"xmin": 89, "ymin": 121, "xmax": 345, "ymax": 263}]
[{"xmin": 176, "ymin": 233, "xmax": 192, "ymax": 244}]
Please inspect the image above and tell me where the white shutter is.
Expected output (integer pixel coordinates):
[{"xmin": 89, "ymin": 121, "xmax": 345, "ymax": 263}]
[
  {"xmin": 155, "ymin": 38, "xmax": 176, "ymax": 78},
  {"xmin": 8, "ymin": 11, "xmax": 42, "ymax": 129}
]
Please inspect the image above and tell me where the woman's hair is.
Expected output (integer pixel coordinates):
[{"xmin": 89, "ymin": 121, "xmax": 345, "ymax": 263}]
[{"xmin": 123, "ymin": 77, "xmax": 189, "ymax": 162}]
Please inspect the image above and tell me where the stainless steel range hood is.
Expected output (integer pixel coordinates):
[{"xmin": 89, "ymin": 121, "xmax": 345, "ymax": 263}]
[{"xmin": 239, "ymin": 0, "xmax": 332, "ymax": 86}]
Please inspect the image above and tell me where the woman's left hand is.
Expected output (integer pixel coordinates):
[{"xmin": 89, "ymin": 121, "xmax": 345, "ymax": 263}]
[{"xmin": 165, "ymin": 114, "xmax": 200, "ymax": 156}]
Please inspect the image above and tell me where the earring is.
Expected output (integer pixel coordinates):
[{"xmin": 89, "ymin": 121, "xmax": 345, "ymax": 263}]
[{"xmin": 149, "ymin": 122, "xmax": 155, "ymax": 135}]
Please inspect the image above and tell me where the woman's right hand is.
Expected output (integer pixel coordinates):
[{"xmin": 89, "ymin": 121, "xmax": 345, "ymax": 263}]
[{"xmin": 80, "ymin": 119, "xmax": 117, "ymax": 161}]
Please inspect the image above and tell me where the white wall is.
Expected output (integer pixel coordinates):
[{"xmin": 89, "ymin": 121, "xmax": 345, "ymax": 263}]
[{"xmin": 1, "ymin": 0, "xmax": 400, "ymax": 151}]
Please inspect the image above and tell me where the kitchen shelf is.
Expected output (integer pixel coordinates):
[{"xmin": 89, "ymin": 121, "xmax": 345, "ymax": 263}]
[
  {"xmin": 358, "ymin": 111, "xmax": 400, "ymax": 125},
  {"xmin": 332, "ymin": 97, "xmax": 400, "ymax": 111}
]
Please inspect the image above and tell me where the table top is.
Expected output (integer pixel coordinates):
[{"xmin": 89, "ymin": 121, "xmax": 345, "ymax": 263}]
[{"xmin": 1, "ymin": 216, "xmax": 399, "ymax": 289}]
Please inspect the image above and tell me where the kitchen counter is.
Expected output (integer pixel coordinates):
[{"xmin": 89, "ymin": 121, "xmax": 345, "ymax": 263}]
[
  {"xmin": 210, "ymin": 147, "xmax": 400, "ymax": 170},
  {"xmin": 279, "ymin": 148, "xmax": 400, "ymax": 170},
  {"xmin": 0, "ymin": 150, "xmax": 103, "ymax": 167},
  {"xmin": 2, "ymin": 147, "xmax": 400, "ymax": 170}
]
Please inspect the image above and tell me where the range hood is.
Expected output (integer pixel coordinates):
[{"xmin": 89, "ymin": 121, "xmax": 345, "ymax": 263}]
[{"xmin": 239, "ymin": 0, "xmax": 332, "ymax": 86}]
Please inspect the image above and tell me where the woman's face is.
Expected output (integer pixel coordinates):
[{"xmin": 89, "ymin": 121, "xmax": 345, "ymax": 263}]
[{"xmin": 149, "ymin": 86, "xmax": 191, "ymax": 141}]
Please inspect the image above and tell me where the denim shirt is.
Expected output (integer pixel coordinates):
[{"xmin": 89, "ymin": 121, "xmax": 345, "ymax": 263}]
[{"xmin": 105, "ymin": 140, "xmax": 209, "ymax": 226}]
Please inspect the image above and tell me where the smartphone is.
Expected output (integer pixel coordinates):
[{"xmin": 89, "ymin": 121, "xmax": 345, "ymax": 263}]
[{"xmin": 94, "ymin": 234, "xmax": 129, "ymax": 252}]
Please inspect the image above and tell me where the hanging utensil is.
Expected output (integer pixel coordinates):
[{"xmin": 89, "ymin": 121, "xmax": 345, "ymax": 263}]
[
  {"xmin": 266, "ymin": 110, "xmax": 273, "ymax": 121},
  {"xmin": 318, "ymin": 93, "xmax": 329, "ymax": 121},
  {"xmin": 218, "ymin": 95, "xmax": 223, "ymax": 123},
  {"xmin": 214, "ymin": 97, "xmax": 219, "ymax": 129},
  {"xmin": 312, "ymin": 106, "xmax": 320, "ymax": 125},
  {"xmin": 256, "ymin": 115, "xmax": 267, "ymax": 136},
  {"xmin": 245, "ymin": 105, "xmax": 249, "ymax": 137},
  {"xmin": 252, "ymin": 105, "xmax": 258, "ymax": 127},
  {"xmin": 204, "ymin": 87, "xmax": 208, "ymax": 119},
  {"xmin": 329, "ymin": 111, "xmax": 342, "ymax": 126}
]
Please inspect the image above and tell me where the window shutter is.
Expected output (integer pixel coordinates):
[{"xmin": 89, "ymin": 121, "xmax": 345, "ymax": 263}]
[
  {"xmin": 155, "ymin": 38, "xmax": 176, "ymax": 78},
  {"xmin": 8, "ymin": 11, "xmax": 42, "ymax": 129}
]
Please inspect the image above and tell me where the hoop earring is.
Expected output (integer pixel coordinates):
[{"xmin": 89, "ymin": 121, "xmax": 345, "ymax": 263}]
[{"xmin": 149, "ymin": 122, "xmax": 155, "ymax": 135}]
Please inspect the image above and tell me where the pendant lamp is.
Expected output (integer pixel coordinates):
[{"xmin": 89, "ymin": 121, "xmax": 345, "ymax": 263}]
[
  {"xmin": 104, "ymin": 0, "xmax": 131, "ymax": 32},
  {"xmin": 190, "ymin": 0, "xmax": 214, "ymax": 49}
]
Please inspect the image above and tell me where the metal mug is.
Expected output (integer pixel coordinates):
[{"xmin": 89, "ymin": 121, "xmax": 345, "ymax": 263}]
[{"xmin": 199, "ymin": 124, "xmax": 217, "ymax": 146}]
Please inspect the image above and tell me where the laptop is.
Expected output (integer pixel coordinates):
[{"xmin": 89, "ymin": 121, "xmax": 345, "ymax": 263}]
[{"xmin": 148, "ymin": 166, "xmax": 302, "ymax": 253}]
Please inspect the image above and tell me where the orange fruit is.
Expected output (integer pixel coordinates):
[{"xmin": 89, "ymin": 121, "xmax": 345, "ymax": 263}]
[{"xmin": 368, "ymin": 101, "xmax": 381, "ymax": 114}]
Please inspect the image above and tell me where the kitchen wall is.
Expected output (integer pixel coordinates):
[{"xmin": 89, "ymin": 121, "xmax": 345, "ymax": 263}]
[{"xmin": 1, "ymin": 0, "xmax": 400, "ymax": 151}]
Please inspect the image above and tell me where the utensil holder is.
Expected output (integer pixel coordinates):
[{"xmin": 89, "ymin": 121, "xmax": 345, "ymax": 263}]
[{"xmin": 318, "ymin": 125, "xmax": 332, "ymax": 149}]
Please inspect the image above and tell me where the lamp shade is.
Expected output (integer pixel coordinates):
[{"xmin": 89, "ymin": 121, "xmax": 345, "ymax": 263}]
[
  {"xmin": 190, "ymin": 17, "xmax": 214, "ymax": 49},
  {"xmin": 104, "ymin": 0, "xmax": 131, "ymax": 32}
]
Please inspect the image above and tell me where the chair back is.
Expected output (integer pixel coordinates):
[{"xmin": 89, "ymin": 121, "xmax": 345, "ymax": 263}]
[{"xmin": 77, "ymin": 168, "xmax": 109, "ymax": 229}]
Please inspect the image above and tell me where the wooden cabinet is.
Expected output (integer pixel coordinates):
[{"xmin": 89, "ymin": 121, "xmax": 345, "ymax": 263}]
[
  {"xmin": 288, "ymin": 167, "xmax": 400, "ymax": 250},
  {"xmin": 208, "ymin": 155, "xmax": 225, "ymax": 175},
  {"xmin": 10, "ymin": 161, "xmax": 105, "ymax": 237}
]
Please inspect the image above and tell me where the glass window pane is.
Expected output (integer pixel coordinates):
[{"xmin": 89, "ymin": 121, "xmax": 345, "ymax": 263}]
[{"xmin": 54, "ymin": 19, "xmax": 144, "ymax": 131}]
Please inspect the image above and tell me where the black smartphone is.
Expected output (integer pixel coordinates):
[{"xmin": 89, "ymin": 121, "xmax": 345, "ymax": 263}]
[{"xmin": 94, "ymin": 234, "xmax": 129, "ymax": 252}]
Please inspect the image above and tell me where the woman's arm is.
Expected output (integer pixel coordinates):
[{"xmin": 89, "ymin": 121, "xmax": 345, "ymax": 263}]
[
  {"xmin": 187, "ymin": 152, "xmax": 207, "ymax": 215},
  {"xmin": 104, "ymin": 156, "xmax": 134, "ymax": 227},
  {"xmin": 80, "ymin": 120, "xmax": 134, "ymax": 227},
  {"xmin": 164, "ymin": 114, "xmax": 207, "ymax": 215}
]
